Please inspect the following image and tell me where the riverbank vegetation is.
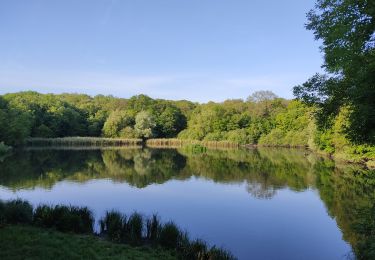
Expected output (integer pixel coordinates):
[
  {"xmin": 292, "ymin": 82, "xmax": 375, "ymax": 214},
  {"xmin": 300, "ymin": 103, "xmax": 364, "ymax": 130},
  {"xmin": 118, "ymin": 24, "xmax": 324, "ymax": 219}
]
[
  {"xmin": 26, "ymin": 137, "xmax": 142, "ymax": 147},
  {"xmin": 0, "ymin": 91, "xmax": 373, "ymax": 166},
  {"xmin": 0, "ymin": 199, "xmax": 235, "ymax": 260},
  {"xmin": 0, "ymin": 225, "xmax": 176, "ymax": 260}
]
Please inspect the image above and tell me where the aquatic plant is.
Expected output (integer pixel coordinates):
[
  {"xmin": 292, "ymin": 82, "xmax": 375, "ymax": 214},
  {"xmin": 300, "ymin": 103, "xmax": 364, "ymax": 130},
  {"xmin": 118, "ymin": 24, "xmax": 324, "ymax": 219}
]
[
  {"xmin": 158, "ymin": 221, "xmax": 182, "ymax": 249},
  {"xmin": 126, "ymin": 212, "xmax": 143, "ymax": 245},
  {"xmin": 146, "ymin": 138, "xmax": 239, "ymax": 149},
  {"xmin": 146, "ymin": 214, "xmax": 160, "ymax": 242},
  {"xmin": 33, "ymin": 205, "xmax": 94, "ymax": 234},
  {"xmin": 99, "ymin": 210, "xmax": 127, "ymax": 242}
]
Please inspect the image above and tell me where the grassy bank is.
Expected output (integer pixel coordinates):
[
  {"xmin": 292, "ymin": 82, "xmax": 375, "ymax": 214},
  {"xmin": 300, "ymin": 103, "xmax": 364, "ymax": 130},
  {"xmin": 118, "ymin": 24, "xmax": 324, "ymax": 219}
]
[
  {"xmin": 0, "ymin": 225, "xmax": 176, "ymax": 260},
  {"xmin": 0, "ymin": 199, "xmax": 235, "ymax": 260}
]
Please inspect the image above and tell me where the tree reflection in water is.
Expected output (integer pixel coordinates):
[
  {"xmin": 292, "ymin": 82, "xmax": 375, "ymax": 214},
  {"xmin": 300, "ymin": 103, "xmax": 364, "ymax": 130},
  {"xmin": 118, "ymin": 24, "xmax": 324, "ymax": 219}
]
[{"xmin": 0, "ymin": 147, "xmax": 373, "ymax": 259}]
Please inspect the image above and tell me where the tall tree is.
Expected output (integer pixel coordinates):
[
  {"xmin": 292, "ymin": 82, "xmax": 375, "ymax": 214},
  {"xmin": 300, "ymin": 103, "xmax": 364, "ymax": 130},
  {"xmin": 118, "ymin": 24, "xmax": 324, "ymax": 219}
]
[{"xmin": 294, "ymin": 0, "xmax": 375, "ymax": 143}]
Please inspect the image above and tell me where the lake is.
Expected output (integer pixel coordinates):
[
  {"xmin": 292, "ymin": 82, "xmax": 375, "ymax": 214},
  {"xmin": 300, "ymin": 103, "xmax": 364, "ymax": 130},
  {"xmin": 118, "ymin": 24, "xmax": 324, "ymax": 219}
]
[{"xmin": 0, "ymin": 147, "xmax": 373, "ymax": 259}]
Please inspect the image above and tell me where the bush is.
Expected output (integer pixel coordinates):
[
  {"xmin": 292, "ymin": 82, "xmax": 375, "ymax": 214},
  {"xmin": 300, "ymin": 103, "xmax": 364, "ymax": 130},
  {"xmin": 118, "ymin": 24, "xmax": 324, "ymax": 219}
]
[{"xmin": 3, "ymin": 199, "xmax": 33, "ymax": 224}]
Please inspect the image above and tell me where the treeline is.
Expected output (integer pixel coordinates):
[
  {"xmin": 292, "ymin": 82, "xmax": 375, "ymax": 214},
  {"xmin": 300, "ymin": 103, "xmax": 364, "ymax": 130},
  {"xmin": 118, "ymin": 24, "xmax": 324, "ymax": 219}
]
[
  {"xmin": 0, "ymin": 92, "xmax": 194, "ymax": 145},
  {"xmin": 0, "ymin": 90, "xmax": 374, "ymax": 163}
]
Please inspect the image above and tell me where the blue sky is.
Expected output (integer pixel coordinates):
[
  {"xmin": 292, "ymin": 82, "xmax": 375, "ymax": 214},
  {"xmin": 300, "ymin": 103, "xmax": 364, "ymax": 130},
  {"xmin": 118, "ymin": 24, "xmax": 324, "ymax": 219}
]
[{"xmin": 0, "ymin": 0, "xmax": 322, "ymax": 102}]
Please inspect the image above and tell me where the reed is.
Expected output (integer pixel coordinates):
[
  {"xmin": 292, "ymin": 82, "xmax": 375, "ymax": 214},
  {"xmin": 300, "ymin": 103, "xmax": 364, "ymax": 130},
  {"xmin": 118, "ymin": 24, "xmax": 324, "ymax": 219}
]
[
  {"xmin": 126, "ymin": 212, "xmax": 143, "ymax": 245},
  {"xmin": 2, "ymin": 199, "xmax": 33, "ymax": 225},
  {"xmin": 26, "ymin": 137, "xmax": 143, "ymax": 147},
  {"xmin": 99, "ymin": 211, "xmax": 126, "ymax": 242},
  {"xmin": 33, "ymin": 205, "xmax": 94, "ymax": 234},
  {"xmin": 146, "ymin": 214, "xmax": 160, "ymax": 242},
  {"xmin": 146, "ymin": 138, "xmax": 240, "ymax": 149},
  {"xmin": 98, "ymin": 210, "xmax": 235, "ymax": 259},
  {"xmin": 158, "ymin": 221, "xmax": 183, "ymax": 249}
]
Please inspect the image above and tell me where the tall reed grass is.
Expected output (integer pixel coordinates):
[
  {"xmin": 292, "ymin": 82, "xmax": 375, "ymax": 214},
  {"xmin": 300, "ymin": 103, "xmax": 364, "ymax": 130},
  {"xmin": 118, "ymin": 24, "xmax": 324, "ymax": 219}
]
[
  {"xmin": 0, "ymin": 199, "xmax": 235, "ymax": 259},
  {"xmin": 26, "ymin": 137, "xmax": 143, "ymax": 147},
  {"xmin": 33, "ymin": 205, "xmax": 94, "ymax": 234},
  {"xmin": 1, "ymin": 199, "xmax": 33, "ymax": 225},
  {"xmin": 99, "ymin": 210, "xmax": 236, "ymax": 259},
  {"xmin": 146, "ymin": 138, "xmax": 240, "ymax": 149}
]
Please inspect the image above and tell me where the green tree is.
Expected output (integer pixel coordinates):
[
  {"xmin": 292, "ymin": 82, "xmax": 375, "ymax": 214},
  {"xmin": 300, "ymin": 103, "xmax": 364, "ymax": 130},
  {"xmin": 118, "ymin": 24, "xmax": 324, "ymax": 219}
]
[
  {"xmin": 134, "ymin": 111, "xmax": 156, "ymax": 139},
  {"xmin": 102, "ymin": 110, "xmax": 135, "ymax": 138},
  {"xmin": 294, "ymin": 0, "xmax": 375, "ymax": 143}
]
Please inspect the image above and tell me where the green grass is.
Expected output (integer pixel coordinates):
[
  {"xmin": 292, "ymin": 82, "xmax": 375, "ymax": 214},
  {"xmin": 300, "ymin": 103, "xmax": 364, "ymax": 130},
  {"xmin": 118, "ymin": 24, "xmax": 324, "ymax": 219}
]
[{"xmin": 0, "ymin": 225, "xmax": 177, "ymax": 260}]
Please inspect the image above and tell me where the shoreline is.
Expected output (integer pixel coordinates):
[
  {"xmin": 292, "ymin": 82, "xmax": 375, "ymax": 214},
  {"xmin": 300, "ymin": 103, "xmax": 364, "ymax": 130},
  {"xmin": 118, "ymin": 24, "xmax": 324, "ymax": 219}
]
[{"xmin": 5, "ymin": 137, "xmax": 374, "ymax": 170}]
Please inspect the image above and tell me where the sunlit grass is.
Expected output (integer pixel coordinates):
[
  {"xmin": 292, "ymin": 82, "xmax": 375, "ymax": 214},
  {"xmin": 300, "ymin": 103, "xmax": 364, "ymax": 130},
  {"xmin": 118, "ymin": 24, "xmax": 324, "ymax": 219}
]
[{"xmin": 146, "ymin": 138, "xmax": 239, "ymax": 149}]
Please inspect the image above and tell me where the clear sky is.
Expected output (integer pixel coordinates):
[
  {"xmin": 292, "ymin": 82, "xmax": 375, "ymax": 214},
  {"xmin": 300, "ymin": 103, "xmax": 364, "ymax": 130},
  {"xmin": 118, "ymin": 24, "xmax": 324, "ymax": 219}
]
[{"xmin": 0, "ymin": 0, "xmax": 322, "ymax": 102}]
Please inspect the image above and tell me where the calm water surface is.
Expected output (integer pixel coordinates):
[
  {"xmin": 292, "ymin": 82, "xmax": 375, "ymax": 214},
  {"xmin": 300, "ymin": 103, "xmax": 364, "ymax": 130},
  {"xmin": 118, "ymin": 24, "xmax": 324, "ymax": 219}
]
[{"xmin": 0, "ymin": 147, "xmax": 373, "ymax": 259}]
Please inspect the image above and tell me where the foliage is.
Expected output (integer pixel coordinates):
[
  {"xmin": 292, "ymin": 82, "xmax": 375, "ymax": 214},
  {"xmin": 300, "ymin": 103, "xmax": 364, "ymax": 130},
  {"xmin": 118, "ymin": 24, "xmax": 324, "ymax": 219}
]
[
  {"xmin": 294, "ymin": 0, "xmax": 375, "ymax": 144},
  {"xmin": 0, "ymin": 90, "xmax": 373, "ymax": 161},
  {"xmin": 0, "ymin": 141, "xmax": 11, "ymax": 155},
  {"xmin": 134, "ymin": 111, "xmax": 156, "ymax": 139},
  {"xmin": 102, "ymin": 110, "xmax": 135, "ymax": 138},
  {"xmin": 0, "ymin": 92, "xmax": 193, "ymax": 145},
  {"xmin": 258, "ymin": 101, "xmax": 312, "ymax": 147},
  {"xmin": 178, "ymin": 95, "xmax": 287, "ymax": 144}
]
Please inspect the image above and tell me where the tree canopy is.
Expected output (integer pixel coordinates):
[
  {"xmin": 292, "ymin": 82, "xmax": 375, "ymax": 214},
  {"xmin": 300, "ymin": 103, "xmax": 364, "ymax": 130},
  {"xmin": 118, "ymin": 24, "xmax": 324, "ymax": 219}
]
[{"xmin": 294, "ymin": 0, "xmax": 375, "ymax": 144}]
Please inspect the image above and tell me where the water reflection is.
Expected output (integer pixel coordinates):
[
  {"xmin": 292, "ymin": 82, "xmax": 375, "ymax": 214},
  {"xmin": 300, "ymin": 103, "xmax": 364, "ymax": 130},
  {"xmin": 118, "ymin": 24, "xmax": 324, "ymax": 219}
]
[{"xmin": 0, "ymin": 147, "xmax": 373, "ymax": 259}]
